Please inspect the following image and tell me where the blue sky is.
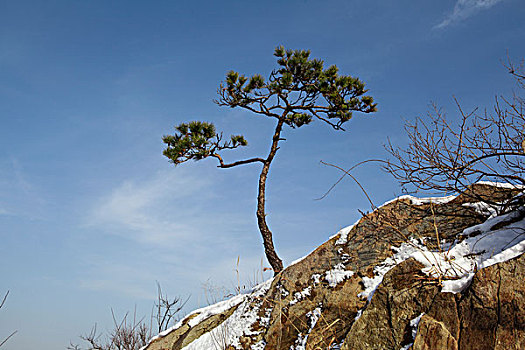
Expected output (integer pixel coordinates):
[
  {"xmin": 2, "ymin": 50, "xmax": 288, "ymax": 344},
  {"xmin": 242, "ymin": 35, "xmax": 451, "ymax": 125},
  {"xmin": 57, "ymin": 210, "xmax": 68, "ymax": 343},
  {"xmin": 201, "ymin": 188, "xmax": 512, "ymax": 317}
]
[{"xmin": 1, "ymin": 0, "xmax": 524, "ymax": 348}]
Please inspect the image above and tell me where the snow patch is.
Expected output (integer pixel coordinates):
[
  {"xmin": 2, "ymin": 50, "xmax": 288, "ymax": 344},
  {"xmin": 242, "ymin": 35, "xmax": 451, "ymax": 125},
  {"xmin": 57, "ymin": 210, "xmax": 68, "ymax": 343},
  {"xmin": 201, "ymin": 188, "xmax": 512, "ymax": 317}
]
[
  {"xmin": 258, "ymin": 306, "xmax": 273, "ymax": 328},
  {"xmin": 181, "ymin": 278, "xmax": 274, "ymax": 349},
  {"xmin": 380, "ymin": 194, "xmax": 457, "ymax": 208},
  {"xmin": 354, "ymin": 309, "xmax": 363, "ymax": 321},
  {"xmin": 333, "ymin": 224, "xmax": 357, "ymax": 245},
  {"xmin": 325, "ymin": 263, "xmax": 355, "ymax": 288},
  {"xmin": 251, "ymin": 340, "xmax": 266, "ymax": 350},
  {"xmin": 359, "ymin": 208, "xmax": 525, "ymax": 299},
  {"xmin": 144, "ymin": 293, "xmax": 246, "ymax": 347},
  {"xmin": 405, "ymin": 195, "xmax": 457, "ymax": 206},
  {"xmin": 475, "ymin": 181, "xmax": 525, "ymax": 190},
  {"xmin": 144, "ymin": 278, "xmax": 273, "ymax": 350},
  {"xmin": 311, "ymin": 273, "xmax": 321, "ymax": 286},
  {"xmin": 359, "ymin": 241, "xmax": 423, "ymax": 301},
  {"xmin": 462, "ymin": 202, "xmax": 501, "ymax": 218},
  {"xmin": 289, "ymin": 286, "xmax": 312, "ymax": 306}
]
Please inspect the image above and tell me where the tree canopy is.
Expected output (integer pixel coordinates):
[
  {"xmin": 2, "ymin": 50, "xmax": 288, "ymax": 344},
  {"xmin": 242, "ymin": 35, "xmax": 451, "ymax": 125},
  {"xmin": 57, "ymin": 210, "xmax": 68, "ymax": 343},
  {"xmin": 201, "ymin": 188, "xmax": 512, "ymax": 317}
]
[{"xmin": 163, "ymin": 46, "xmax": 376, "ymax": 274}]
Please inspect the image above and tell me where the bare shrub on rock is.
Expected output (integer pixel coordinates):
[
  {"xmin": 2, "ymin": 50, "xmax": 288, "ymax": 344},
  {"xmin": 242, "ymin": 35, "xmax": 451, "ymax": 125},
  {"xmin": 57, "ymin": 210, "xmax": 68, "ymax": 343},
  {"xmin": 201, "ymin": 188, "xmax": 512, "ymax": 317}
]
[
  {"xmin": 69, "ymin": 284, "xmax": 186, "ymax": 350},
  {"xmin": 385, "ymin": 58, "xmax": 525, "ymax": 212},
  {"xmin": 68, "ymin": 310, "xmax": 150, "ymax": 350}
]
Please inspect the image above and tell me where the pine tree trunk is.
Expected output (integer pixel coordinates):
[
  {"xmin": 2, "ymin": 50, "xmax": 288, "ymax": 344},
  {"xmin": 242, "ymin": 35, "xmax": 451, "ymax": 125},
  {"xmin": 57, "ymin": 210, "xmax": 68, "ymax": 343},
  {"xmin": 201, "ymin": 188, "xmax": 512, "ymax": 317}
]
[{"xmin": 257, "ymin": 118, "xmax": 285, "ymax": 275}]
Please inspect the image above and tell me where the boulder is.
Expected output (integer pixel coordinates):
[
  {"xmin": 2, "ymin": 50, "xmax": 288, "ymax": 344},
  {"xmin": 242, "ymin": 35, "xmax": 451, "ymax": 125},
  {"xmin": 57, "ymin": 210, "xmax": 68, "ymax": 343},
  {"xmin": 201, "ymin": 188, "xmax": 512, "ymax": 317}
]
[{"xmin": 144, "ymin": 184, "xmax": 525, "ymax": 350}]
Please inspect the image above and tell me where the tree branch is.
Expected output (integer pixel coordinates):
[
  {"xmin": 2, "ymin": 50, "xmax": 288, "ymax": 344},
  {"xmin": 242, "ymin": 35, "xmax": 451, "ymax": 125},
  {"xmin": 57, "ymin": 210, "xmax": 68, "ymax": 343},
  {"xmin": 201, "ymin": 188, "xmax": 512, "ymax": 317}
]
[{"xmin": 214, "ymin": 156, "xmax": 265, "ymax": 168}]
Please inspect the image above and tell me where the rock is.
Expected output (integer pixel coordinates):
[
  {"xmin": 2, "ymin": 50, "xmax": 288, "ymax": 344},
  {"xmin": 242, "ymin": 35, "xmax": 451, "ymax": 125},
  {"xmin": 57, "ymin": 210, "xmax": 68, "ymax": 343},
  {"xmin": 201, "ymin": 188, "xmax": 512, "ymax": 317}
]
[
  {"xmin": 425, "ymin": 292, "xmax": 459, "ymax": 340},
  {"xmin": 142, "ymin": 184, "xmax": 525, "ymax": 350},
  {"xmin": 146, "ymin": 303, "xmax": 239, "ymax": 350},
  {"xmin": 341, "ymin": 259, "xmax": 439, "ymax": 350},
  {"xmin": 412, "ymin": 315, "xmax": 458, "ymax": 350},
  {"xmin": 458, "ymin": 253, "xmax": 525, "ymax": 350}
]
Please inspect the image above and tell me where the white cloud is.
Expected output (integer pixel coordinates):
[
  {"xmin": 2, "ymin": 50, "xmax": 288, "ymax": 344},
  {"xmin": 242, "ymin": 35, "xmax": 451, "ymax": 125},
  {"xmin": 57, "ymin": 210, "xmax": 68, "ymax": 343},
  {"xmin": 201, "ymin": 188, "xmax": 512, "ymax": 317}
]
[
  {"xmin": 87, "ymin": 169, "xmax": 204, "ymax": 244},
  {"xmin": 81, "ymin": 166, "xmax": 260, "ymax": 298},
  {"xmin": 435, "ymin": 0, "xmax": 505, "ymax": 29}
]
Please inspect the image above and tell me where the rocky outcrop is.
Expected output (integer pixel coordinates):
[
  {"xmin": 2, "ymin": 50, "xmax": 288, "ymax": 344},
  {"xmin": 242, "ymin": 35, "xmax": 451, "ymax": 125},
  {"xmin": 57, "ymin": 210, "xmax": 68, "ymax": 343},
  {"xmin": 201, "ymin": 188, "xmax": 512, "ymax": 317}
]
[
  {"xmin": 144, "ymin": 184, "xmax": 525, "ymax": 350},
  {"xmin": 457, "ymin": 252, "xmax": 525, "ymax": 350},
  {"xmin": 146, "ymin": 304, "xmax": 240, "ymax": 349},
  {"xmin": 341, "ymin": 253, "xmax": 525, "ymax": 350},
  {"xmin": 414, "ymin": 252, "xmax": 525, "ymax": 350},
  {"xmin": 341, "ymin": 259, "xmax": 439, "ymax": 350}
]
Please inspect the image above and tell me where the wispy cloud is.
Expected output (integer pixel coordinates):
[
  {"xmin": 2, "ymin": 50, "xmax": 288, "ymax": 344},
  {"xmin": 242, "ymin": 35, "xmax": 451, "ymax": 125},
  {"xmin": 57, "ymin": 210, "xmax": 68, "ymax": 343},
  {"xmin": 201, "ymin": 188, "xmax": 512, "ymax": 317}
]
[
  {"xmin": 87, "ymin": 168, "xmax": 215, "ymax": 245},
  {"xmin": 86, "ymin": 165, "xmax": 256, "ymax": 252},
  {"xmin": 81, "ymin": 167, "xmax": 260, "ymax": 297},
  {"xmin": 435, "ymin": 0, "xmax": 505, "ymax": 29}
]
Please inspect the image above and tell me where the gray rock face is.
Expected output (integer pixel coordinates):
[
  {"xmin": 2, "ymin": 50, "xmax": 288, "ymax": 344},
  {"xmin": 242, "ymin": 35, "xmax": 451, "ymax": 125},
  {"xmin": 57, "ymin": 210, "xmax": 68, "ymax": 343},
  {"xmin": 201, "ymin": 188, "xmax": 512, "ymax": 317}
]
[
  {"xmin": 144, "ymin": 184, "xmax": 525, "ymax": 350},
  {"xmin": 341, "ymin": 259, "xmax": 440, "ymax": 350},
  {"xmin": 342, "ymin": 253, "xmax": 525, "ymax": 350}
]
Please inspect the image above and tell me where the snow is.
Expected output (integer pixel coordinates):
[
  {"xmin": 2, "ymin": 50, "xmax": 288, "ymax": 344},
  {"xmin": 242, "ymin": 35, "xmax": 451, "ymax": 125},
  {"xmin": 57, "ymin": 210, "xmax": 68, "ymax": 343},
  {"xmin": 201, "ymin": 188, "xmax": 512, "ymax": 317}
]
[
  {"xmin": 359, "ymin": 241, "xmax": 423, "ymax": 301},
  {"xmin": 359, "ymin": 208, "xmax": 525, "ymax": 298},
  {"xmin": 333, "ymin": 224, "xmax": 357, "ymax": 245},
  {"xmin": 258, "ymin": 306, "xmax": 273, "ymax": 328},
  {"xmin": 289, "ymin": 286, "xmax": 312, "ymax": 306},
  {"xmin": 251, "ymin": 340, "xmax": 266, "ymax": 350},
  {"xmin": 354, "ymin": 309, "xmax": 363, "ymax": 321},
  {"xmin": 380, "ymin": 194, "xmax": 457, "ymax": 208},
  {"xmin": 462, "ymin": 202, "xmax": 501, "ymax": 218},
  {"xmin": 180, "ymin": 278, "xmax": 273, "ymax": 349},
  {"xmin": 311, "ymin": 273, "xmax": 321, "ymax": 286},
  {"xmin": 475, "ymin": 181, "xmax": 525, "ymax": 190},
  {"xmin": 325, "ymin": 263, "xmax": 355, "ymax": 288},
  {"xmin": 143, "ymin": 278, "xmax": 273, "ymax": 350},
  {"xmin": 187, "ymin": 294, "xmax": 246, "ymax": 328},
  {"xmin": 404, "ymin": 195, "xmax": 457, "ymax": 206},
  {"xmin": 379, "ymin": 180, "xmax": 523, "ymax": 209},
  {"xmin": 427, "ymin": 208, "xmax": 525, "ymax": 293},
  {"xmin": 143, "ymin": 293, "xmax": 246, "ymax": 347}
]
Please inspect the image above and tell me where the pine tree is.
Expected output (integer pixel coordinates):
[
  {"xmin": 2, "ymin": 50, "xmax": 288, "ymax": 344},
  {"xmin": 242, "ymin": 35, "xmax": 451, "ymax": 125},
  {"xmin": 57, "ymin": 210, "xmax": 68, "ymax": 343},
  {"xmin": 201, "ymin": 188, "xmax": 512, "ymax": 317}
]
[{"xmin": 163, "ymin": 46, "xmax": 377, "ymax": 275}]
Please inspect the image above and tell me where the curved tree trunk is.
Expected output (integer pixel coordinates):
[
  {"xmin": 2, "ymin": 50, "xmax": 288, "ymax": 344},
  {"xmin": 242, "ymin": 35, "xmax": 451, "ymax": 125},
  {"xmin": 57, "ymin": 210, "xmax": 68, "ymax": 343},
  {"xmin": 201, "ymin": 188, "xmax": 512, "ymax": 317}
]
[{"xmin": 257, "ymin": 118, "xmax": 285, "ymax": 275}]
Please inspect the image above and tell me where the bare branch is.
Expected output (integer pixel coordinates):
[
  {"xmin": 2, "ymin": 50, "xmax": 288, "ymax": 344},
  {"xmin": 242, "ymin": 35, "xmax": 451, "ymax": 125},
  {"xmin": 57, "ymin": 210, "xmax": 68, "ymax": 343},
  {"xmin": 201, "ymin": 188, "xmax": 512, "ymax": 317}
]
[
  {"xmin": 319, "ymin": 160, "xmax": 378, "ymax": 210},
  {"xmin": 384, "ymin": 59, "xmax": 525, "ymax": 212},
  {"xmin": 0, "ymin": 291, "xmax": 8, "ymax": 310},
  {"xmin": 0, "ymin": 331, "xmax": 17, "ymax": 348},
  {"xmin": 73, "ymin": 285, "xmax": 185, "ymax": 350},
  {"xmin": 0, "ymin": 291, "xmax": 16, "ymax": 349},
  {"xmin": 317, "ymin": 159, "xmax": 387, "ymax": 200},
  {"xmin": 212, "ymin": 154, "xmax": 265, "ymax": 168}
]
